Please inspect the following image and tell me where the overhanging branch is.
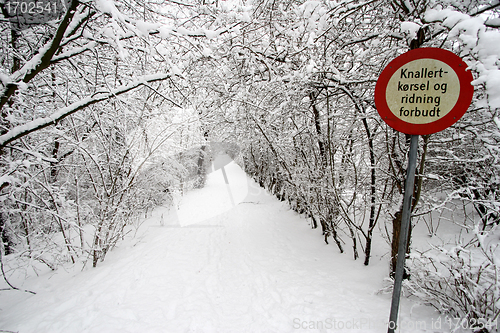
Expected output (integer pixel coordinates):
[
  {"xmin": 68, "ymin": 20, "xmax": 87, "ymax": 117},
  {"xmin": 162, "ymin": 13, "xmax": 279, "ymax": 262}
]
[{"xmin": 0, "ymin": 73, "xmax": 170, "ymax": 150}]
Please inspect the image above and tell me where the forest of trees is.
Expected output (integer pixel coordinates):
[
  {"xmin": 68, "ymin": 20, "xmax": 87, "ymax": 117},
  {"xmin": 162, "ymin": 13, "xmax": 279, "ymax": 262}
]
[{"xmin": 1, "ymin": 0, "xmax": 499, "ymax": 328}]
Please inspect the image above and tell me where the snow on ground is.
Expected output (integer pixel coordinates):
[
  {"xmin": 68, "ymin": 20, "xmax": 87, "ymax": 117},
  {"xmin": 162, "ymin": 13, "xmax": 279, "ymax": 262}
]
[{"xmin": 1, "ymin": 158, "xmax": 450, "ymax": 332}]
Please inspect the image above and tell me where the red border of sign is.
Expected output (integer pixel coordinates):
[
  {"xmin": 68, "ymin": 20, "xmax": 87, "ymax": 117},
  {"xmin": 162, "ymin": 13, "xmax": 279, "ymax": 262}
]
[{"xmin": 375, "ymin": 48, "xmax": 474, "ymax": 135}]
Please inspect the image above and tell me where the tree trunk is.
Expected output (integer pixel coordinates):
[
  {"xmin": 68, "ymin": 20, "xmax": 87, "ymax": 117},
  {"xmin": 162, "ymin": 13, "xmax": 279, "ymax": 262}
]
[
  {"xmin": 0, "ymin": 213, "xmax": 14, "ymax": 255},
  {"xmin": 390, "ymin": 210, "xmax": 412, "ymax": 278},
  {"xmin": 195, "ymin": 131, "xmax": 209, "ymax": 189},
  {"xmin": 362, "ymin": 116, "xmax": 377, "ymax": 266}
]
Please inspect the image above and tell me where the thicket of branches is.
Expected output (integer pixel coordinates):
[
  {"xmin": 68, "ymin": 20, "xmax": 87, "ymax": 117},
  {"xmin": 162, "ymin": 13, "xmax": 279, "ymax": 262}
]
[
  {"xmin": 188, "ymin": 0, "xmax": 500, "ymax": 326},
  {"xmin": 0, "ymin": 0, "xmax": 222, "ymax": 271}
]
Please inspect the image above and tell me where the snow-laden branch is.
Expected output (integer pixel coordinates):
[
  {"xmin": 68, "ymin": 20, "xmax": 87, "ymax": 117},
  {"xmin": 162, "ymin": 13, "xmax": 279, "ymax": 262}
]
[
  {"xmin": 494, "ymin": 116, "xmax": 500, "ymax": 132},
  {"xmin": 341, "ymin": 33, "xmax": 380, "ymax": 48},
  {"xmin": 0, "ymin": 0, "xmax": 80, "ymax": 111},
  {"xmin": 50, "ymin": 42, "xmax": 98, "ymax": 64},
  {"xmin": 424, "ymin": 7, "xmax": 500, "ymax": 111},
  {"xmin": 0, "ymin": 73, "xmax": 170, "ymax": 150}
]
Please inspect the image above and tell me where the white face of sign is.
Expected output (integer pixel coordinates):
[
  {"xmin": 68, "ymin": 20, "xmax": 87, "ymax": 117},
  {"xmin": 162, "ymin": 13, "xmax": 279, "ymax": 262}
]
[{"xmin": 386, "ymin": 59, "xmax": 460, "ymax": 124}]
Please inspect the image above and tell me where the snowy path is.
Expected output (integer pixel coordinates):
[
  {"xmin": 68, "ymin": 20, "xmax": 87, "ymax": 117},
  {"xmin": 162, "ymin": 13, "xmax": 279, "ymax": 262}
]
[{"xmin": 0, "ymin": 160, "xmax": 440, "ymax": 333}]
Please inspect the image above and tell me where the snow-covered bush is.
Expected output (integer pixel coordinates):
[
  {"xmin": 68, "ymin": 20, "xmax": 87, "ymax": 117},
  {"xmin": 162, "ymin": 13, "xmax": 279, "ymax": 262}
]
[{"xmin": 406, "ymin": 224, "xmax": 500, "ymax": 332}]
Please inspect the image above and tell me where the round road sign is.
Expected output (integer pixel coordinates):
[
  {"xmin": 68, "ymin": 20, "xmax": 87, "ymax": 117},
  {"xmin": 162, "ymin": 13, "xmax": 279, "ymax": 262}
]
[{"xmin": 375, "ymin": 48, "xmax": 474, "ymax": 135}]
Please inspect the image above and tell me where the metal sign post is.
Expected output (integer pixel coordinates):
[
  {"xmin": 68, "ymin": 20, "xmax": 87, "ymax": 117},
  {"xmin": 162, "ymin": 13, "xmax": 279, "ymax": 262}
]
[
  {"xmin": 375, "ymin": 48, "xmax": 474, "ymax": 332},
  {"xmin": 387, "ymin": 134, "xmax": 419, "ymax": 333}
]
